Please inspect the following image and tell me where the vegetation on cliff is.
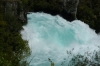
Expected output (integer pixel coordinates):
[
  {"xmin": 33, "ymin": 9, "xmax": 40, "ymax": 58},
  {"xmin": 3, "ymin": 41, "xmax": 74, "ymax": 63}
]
[
  {"xmin": 77, "ymin": 0, "xmax": 100, "ymax": 33},
  {"xmin": 0, "ymin": 1, "xmax": 30, "ymax": 66}
]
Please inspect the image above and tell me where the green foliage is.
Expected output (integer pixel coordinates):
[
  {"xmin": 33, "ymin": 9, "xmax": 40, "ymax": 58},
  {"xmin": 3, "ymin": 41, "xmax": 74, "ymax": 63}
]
[
  {"xmin": 0, "ymin": 2, "xmax": 30, "ymax": 66},
  {"xmin": 68, "ymin": 47, "xmax": 100, "ymax": 66},
  {"xmin": 77, "ymin": 0, "xmax": 100, "ymax": 33}
]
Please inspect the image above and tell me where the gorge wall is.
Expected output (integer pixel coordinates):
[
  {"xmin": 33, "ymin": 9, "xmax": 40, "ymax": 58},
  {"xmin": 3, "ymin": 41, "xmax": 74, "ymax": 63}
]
[
  {"xmin": 1, "ymin": 0, "xmax": 100, "ymax": 33},
  {"xmin": 1, "ymin": 0, "xmax": 79, "ymax": 22}
]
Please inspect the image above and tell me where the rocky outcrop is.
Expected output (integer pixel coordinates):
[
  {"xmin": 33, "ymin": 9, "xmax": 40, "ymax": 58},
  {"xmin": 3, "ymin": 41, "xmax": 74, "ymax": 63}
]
[
  {"xmin": 2, "ymin": 0, "xmax": 79, "ymax": 21},
  {"xmin": 5, "ymin": 1, "xmax": 18, "ymax": 16},
  {"xmin": 3, "ymin": 0, "xmax": 26, "ymax": 22},
  {"xmin": 62, "ymin": 0, "xmax": 79, "ymax": 19}
]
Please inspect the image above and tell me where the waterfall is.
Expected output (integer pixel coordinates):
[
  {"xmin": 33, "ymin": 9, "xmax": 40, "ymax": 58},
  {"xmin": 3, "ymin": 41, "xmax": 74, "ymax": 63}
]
[{"xmin": 21, "ymin": 12, "xmax": 100, "ymax": 66}]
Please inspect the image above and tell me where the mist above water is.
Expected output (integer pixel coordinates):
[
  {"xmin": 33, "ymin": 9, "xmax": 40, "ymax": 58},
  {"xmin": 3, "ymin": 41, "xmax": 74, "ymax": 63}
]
[{"xmin": 21, "ymin": 12, "xmax": 100, "ymax": 66}]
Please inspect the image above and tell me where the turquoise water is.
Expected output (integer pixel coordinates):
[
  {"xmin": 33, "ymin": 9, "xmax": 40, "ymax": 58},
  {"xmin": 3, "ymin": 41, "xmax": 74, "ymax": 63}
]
[{"xmin": 21, "ymin": 12, "xmax": 100, "ymax": 66}]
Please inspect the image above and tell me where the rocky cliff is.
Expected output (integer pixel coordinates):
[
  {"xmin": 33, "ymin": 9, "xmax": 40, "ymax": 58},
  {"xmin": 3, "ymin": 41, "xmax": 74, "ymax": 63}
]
[
  {"xmin": 1, "ymin": 0, "xmax": 79, "ymax": 21},
  {"xmin": 63, "ymin": 0, "xmax": 79, "ymax": 19},
  {"xmin": 1, "ymin": 0, "xmax": 26, "ymax": 22}
]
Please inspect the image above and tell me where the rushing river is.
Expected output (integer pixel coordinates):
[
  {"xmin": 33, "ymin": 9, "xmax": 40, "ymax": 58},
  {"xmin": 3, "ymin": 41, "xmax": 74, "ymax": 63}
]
[{"xmin": 21, "ymin": 12, "xmax": 100, "ymax": 66}]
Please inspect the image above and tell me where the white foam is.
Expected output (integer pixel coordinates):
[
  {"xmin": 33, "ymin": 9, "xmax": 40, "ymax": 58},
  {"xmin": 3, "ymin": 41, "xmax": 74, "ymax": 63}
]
[{"xmin": 20, "ymin": 12, "xmax": 100, "ymax": 66}]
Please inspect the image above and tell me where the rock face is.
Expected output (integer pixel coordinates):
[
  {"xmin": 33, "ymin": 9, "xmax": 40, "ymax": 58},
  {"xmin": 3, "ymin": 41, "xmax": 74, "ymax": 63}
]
[
  {"xmin": 62, "ymin": 0, "xmax": 79, "ymax": 19},
  {"xmin": 4, "ymin": 0, "xmax": 26, "ymax": 22},
  {"xmin": 2, "ymin": 0, "xmax": 79, "ymax": 21},
  {"xmin": 5, "ymin": 1, "xmax": 18, "ymax": 16}
]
